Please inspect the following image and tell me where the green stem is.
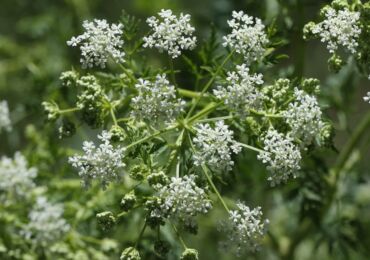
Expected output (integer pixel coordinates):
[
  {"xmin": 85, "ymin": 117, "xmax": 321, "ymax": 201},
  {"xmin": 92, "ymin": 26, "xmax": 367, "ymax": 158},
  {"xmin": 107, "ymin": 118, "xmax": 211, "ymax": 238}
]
[
  {"xmin": 119, "ymin": 64, "xmax": 136, "ymax": 83},
  {"xmin": 186, "ymin": 50, "xmax": 234, "ymax": 118},
  {"xmin": 178, "ymin": 88, "xmax": 201, "ymax": 99},
  {"xmin": 250, "ymin": 109, "xmax": 283, "ymax": 118},
  {"xmin": 201, "ymin": 164, "xmax": 229, "ymax": 212},
  {"xmin": 59, "ymin": 107, "xmax": 81, "ymax": 114},
  {"xmin": 169, "ymin": 57, "xmax": 177, "ymax": 86},
  {"xmin": 188, "ymin": 135, "xmax": 229, "ymax": 212},
  {"xmin": 171, "ymin": 222, "xmax": 187, "ymax": 249},
  {"xmin": 187, "ymin": 102, "xmax": 221, "ymax": 124},
  {"xmin": 166, "ymin": 130, "xmax": 185, "ymax": 174},
  {"xmin": 134, "ymin": 222, "xmax": 147, "ymax": 248},
  {"xmin": 126, "ymin": 124, "xmax": 178, "ymax": 150},
  {"xmin": 238, "ymin": 142, "xmax": 265, "ymax": 153},
  {"xmin": 110, "ymin": 108, "xmax": 118, "ymax": 126},
  {"xmin": 197, "ymin": 115, "xmax": 234, "ymax": 123}
]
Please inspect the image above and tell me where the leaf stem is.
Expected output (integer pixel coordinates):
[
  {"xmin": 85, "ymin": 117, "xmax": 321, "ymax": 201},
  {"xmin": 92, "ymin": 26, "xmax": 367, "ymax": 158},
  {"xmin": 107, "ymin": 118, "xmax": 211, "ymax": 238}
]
[
  {"xmin": 126, "ymin": 124, "xmax": 178, "ymax": 150},
  {"xmin": 186, "ymin": 50, "xmax": 234, "ymax": 118}
]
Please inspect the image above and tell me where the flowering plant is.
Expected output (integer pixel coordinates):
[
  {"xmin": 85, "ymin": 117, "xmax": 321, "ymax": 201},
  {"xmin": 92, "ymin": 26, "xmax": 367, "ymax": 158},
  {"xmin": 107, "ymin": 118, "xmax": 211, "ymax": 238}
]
[{"xmin": 1, "ymin": 1, "xmax": 370, "ymax": 259}]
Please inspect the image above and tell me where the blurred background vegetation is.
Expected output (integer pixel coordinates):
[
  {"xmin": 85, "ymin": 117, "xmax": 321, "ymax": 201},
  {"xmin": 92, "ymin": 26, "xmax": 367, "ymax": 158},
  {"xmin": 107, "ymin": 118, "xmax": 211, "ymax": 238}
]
[{"xmin": 1, "ymin": 0, "xmax": 369, "ymax": 259}]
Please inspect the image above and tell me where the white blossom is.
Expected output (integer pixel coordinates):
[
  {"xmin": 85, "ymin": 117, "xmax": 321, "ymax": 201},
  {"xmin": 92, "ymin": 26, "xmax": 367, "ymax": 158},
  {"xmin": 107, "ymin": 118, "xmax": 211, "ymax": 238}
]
[
  {"xmin": 69, "ymin": 131, "xmax": 126, "ymax": 189},
  {"xmin": 257, "ymin": 128, "xmax": 301, "ymax": 186},
  {"xmin": 218, "ymin": 202, "xmax": 269, "ymax": 256},
  {"xmin": 193, "ymin": 121, "xmax": 241, "ymax": 172},
  {"xmin": 223, "ymin": 11, "xmax": 269, "ymax": 63},
  {"xmin": 143, "ymin": 9, "xmax": 197, "ymax": 58},
  {"xmin": 283, "ymin": 88, "xmax": 324, "ymax": 145},
  {"xmin": 0, "ymin": 100, "xmax": 11, "ymax": 133},
  {"xmin": 152, "ymin": 175, "xmax": 212, "ymax": 222},
  {"xmin": 0, "ymin": 152, "xmax": 37, "ymax": 199},
  {"xmin": 312, "ymin": 7, "xmax": 361, "ymax": 54},
  {"xmin": 131, "ymin": 74, "xmax": 185, "ymax": 123},
  {"xmin": 214, "ymin": 64, "xmax": 264, "ymax": 113},
  {"xmin": 22, "ymin": 197, "xmax": 70, "ymax": 246},
  {"xmin": 364, "ymin": 92, "xmax": 370, "ymax": 103},
  {"xmin": 67, "ymin": 19, "xmax": 125, "ymax": 68}
]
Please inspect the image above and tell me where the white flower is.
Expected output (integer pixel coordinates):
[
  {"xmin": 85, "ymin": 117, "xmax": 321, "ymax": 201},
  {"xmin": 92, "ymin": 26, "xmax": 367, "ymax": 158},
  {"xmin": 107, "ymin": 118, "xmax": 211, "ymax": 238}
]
[
  {"xmin": 143, "ymin": 9, "xmax": 197, "ymax": 58},
  {"xmin": 214, "ymin": 64, "xmax": 264, "ymax": 113},
  {"xmin": 67, "ymin": 19, "xmax": 125, "ymax": 68},
  {"xmin": 153, "ymin": 175, "xmax": 212, "ymax": 221},
  {"xmin": 68, "ymin": 131, "xmax": 126, "ymax": 189},
  {"xmin": 364, "ymin": 92, "xmax": 370, "ymax": 103},
  {"xmin": 283, "ymin": 88, "xmax": 324, "ymax": 145},
  {"xmin": 131, "ymin": 74, "xmax": 185, "ymax": 123},
  {"xmin": 223, "ymin": 11, "xmax": 269, "ymax": 63},
  {"xmin": 0, "ymin": 152, "xmax": 37, "ymax": 199},
  {"xmin": 257, "ymin": 128, "xmax": 301, "ymax": 186},
  {"xmin": 311, "ymin": 7, "xmax": 361, "ymax": 54},
  {"xmin": 0, "ymin": 100, "xmax": 11, "ymax": 133},
  {"xmin": 218, "ymin": 202, "xmax": 269, "ymax": 256},
  {"xmin": 193, "ymin": 121, "xmax": 241, "ymax": 172},
  {"xmin": 22, "ymin": 197, "xmax": 70, "ymax": 246}
]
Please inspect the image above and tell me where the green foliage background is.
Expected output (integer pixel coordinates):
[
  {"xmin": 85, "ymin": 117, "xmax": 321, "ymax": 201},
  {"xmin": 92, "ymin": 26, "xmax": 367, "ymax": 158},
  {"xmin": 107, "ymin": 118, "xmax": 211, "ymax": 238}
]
[{"xmin": 1, "ymin": 0, "xmax": 370, "ymax": 259}]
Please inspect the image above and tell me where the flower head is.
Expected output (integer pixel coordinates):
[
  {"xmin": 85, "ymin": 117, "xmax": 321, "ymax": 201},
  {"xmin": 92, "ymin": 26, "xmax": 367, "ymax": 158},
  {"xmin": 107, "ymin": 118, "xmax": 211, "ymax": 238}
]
[
  {"xmin": 219, "ymin": 202, "xmax": 269, "ymax": 256},
  {"xmin": 131, "ymin": 74, "xmax": 185, "ymax": 123},
  {"xmin": 214, "ymin": 64, "xmax": 264, "ymax": 113},
  {"xmin": 143, "ymin": 9, "xmax": 197, "ymax": 58},
  {"xmin": 67, "ymin": 19, "xmax": 125, "ymax": 68},
  {"xmin": 311, "ymin": 7, "xmax": 361, "ymax": 54},
  {"xmin": 193, "ymin": 121, "xmax": 241, "ymax": 172},
  {"xmin": 0, "ymin": 152, "xmax": 37, "ymax": 199},
  {"xmin": 0, "ymin": 100, "xmax": 11, "ymax": 133},
  {"xmin": 223, "ymin": 11, "xmax": 269, "ymax": 63},
  {"xmin": 283, "ymin": 88, "xmax": 324, "ymax": 145},
  {"xmin": 68, "ymin": 131, "xmax": 126, "ymax": 189},
  {"xmin": 22, "ymin": 197, "xmax": 70, "ymax": 246},
  {"xmin": 257, "ymin": 128, "xmax": 301, "ymax": 186},
  {"xmin": 152, "ymin": 175, "xmax": 212, "ymax": 222}
]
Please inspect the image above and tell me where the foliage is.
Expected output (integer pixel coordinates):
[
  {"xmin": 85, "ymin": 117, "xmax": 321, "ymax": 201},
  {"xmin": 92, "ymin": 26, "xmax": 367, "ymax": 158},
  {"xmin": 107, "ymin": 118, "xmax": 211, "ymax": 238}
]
[{"xmin": 1, "ymin": 0, "xmax": 370, "ymax": 259}]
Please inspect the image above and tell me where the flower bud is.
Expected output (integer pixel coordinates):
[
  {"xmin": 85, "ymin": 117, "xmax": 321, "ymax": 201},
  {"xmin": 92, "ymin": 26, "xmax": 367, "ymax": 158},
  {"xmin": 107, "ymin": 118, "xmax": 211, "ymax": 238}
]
[
  {"xmin": 110, "ymin": 125, "xmax": 126, "ymax": 143},
  {"xmin": 58, "ymin": 119, "xmax": 76, "ymax": 139},
  {"xmin": 147, "ymin": 171, "xmax": 169, "ymax": 189},
  {"xmin": 120, "ymin": 247, "xmax": 141, "ymax": 260},
  {"xmin": 180, "ymin": 248, "xmax": 199, "ymax": 260},
  {"xmin": 42, "ymin": 101, "xmax": 60, "ymax": 122},
  {"xmin": 96, "ymin": 211, "xmax": 116, "ymax": 231},
  {"xmin": 60, "ymin": 70, "xmax": 79, "ymax": 87},
  {"xmin": 121, "ymin": 191, "xmax": 137, "ymax": 212},
  {"xmin": 328, "ymin": 54, "xmax": 344, "ymax": 73},
  {"xmin": 129, "ymin": 165, "xmax": 149, "ymax": 181},
  {"xmin": 154, "ymin": 240, "xmax": 170, "ymax": 257}
]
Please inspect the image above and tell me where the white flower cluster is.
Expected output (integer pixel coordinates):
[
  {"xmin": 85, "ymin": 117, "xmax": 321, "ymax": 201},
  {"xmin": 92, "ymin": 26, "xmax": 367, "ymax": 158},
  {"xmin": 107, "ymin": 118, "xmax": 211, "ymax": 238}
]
[
  {"xmin": 283, "ymin": 88, "xmax": 324, "ymax": 145},
  {"xmin": 219, "ymin": 202, "xmax": 269, "ymax": 256},
  {"xmin": 364, "ymin": 92, "xmax": 370, "ymax": 104},
  {"xmin": 223, "ymin": 11, "xmax": 269, "ymax": 63},
  {"xmin": 311, "ymin": 7, "xmax": 361, "ymax": 54},
  {"xmin": 67, "ymin": 19, "xmax": 125, "ymax": 68},
  {"xmin": 153, "ymin": 175, "xmax": 212, "ymax": 222},
  {"xmin": 131, "ymin": 74, "xmax": 185, "ymax": 123},
  {"xmin": 0, "ymin": 152, "xmax": 37, "ymax": 199},
  {"xmin": 0, "ymin": 100, "xmax": 11, "ymax": 133},
  {"xmin": 23, "ymin": 197, "xmax": 70, "ymax": 246},
  {"xmin": 143, "ymin": 9, "xmax": 197, "ymax": 58},
  {"xmin": 193, "ymin": 121, "xmax": 241, "ymax": 172},
  {"xmin": 257, "ymin": 128, "xmax": 301, "ymax": 186},
  {"xmin": 69, "ymin": 131, "xmax": 126, "ymax": 189},
  {"xmin": 214, "ymin": 64, "xmax": 264, "ymax": 113}
]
